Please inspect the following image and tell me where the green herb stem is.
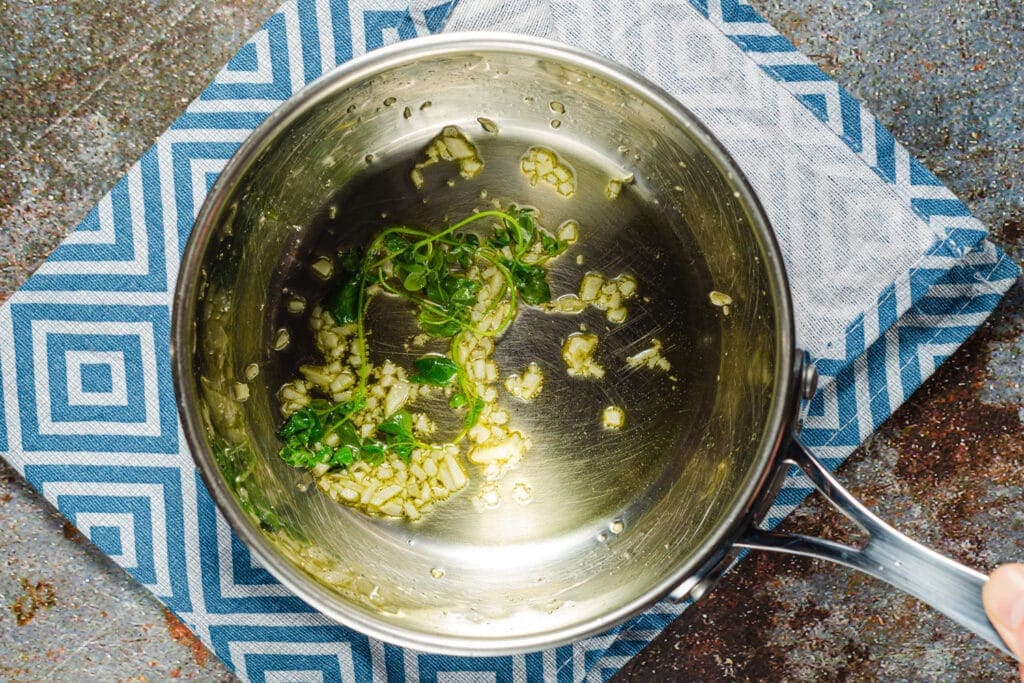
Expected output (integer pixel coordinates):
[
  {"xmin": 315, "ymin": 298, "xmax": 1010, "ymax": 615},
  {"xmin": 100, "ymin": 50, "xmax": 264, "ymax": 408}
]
[{"xmin": 278, "ymin": 207, "xmax": 567, "ymax": 471}]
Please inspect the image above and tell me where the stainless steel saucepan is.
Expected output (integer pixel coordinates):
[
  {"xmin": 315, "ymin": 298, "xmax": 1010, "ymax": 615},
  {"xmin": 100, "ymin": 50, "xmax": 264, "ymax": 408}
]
[{"xmin": 171, "ymin": 33, "xmax": 1014, "ymax": 657}]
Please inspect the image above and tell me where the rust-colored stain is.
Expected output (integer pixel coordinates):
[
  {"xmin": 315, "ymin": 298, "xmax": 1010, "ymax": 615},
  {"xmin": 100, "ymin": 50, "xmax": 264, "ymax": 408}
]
[
  {"xmin": 61, "ymin": 520, "xmax": 85, "ymax": 544},
  {"xmin": 616, "ymin": 293, "xmax": 1024, "ymax": 680},
  {"xmin": 887, "ymin": 314, "xmax": 1024, "ymax": 563},
  {"xmin": 615, "ymin": 551, "xmax": 877, "ymax": 680},
  {"xmin": 164, "ymin": 608, "xmax": 208, "ymax": 668},
  {"xmin": 10, "ymin": 577, "xmax": 57, "ymax": 626},
  {"xmin": 993, "ymin": 218, "xmax": 1023, "ymax": 245}
]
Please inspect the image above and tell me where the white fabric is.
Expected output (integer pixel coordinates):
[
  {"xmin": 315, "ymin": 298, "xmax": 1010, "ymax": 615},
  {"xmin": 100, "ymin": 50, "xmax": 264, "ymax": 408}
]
[{"xmin": 446, "ymin": 0, "xmax": 943, "ymax": 358}]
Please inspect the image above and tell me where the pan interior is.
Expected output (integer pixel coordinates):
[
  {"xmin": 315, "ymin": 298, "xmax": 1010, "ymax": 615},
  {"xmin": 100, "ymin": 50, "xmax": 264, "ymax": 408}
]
[{"xmin": 183, "ymin": 41, "xmax": 782, "ymax": 650}]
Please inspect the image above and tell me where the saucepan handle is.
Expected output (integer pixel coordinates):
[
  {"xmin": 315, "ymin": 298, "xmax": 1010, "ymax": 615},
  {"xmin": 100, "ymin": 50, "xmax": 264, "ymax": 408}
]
[{"xmin": 738, "ymin": 437, "xmax": 1016, "ymax": 659}]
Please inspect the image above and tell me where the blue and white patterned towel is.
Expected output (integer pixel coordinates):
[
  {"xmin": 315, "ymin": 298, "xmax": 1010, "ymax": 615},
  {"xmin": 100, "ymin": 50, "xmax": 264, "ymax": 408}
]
[{"xmin": 1, "ymin": 0, "xmax": 1019, "ymax": 680}]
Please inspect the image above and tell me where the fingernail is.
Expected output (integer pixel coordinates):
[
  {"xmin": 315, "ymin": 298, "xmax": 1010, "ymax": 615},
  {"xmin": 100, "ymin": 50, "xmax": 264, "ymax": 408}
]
[{"xmin": 985, "ymin": 565, "xmax": 1024, "ymax": 654}]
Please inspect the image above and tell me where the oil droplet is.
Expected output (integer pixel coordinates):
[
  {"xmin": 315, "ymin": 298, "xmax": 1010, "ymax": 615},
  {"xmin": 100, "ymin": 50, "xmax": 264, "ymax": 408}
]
[
  {"xmin": 549, "ymin": 100, "xmax": 565, "ymax": 114},
  {"xmin": 550, "ymin": 119, "xmax": 562, "ymax": 129},
  {"xmin": 383, "ymin": 96, "xmax": 396, "ymax": 106},
  {"xmin": 609, "ymin": 519, "xmax": 624, "ymax": 534},
  {"xmin": 477, "ymin": 117, "xmax": 499, "ymax": 134},
  {"xmin": 365, "ymin": 153, "xmax": 375, "ymax": 164},
  {"xmin": 597, "ymin": 532, "xmax": 608, "ymax": 543},
  {"xmin": 430, "ymin": 567, "xmax": 446, "ymax": 579}
]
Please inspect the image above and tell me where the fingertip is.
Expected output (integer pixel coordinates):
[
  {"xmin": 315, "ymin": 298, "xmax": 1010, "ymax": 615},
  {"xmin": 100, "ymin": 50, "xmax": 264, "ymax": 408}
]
[{"xmin": 985, "ymin": 564, "xmax": 1024, "ymax": 662}]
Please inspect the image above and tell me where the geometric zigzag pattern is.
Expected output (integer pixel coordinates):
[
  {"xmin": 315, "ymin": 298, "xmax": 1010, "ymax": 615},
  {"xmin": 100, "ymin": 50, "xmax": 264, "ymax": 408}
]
[
  {"xmin": 693, "ymin": 0, "xmax": 996, "ymax": 365},
  {"xmin": 448, "ymin": 0, "xmax": 1004, "ymax": 364},
  {"xmin": 0, "ymin": 0, "xmax": 1018, "ymax": 681}
]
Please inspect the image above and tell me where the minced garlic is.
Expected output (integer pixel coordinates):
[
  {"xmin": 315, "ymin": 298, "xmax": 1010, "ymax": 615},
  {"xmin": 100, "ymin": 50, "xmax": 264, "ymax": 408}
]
[
  {"xmin": 273, "ymin": 327, "xmax": 291, "ymax": 351},
  {"xmin": 542, "ymin": 294, "xmax": 587, "ymax": 315},
  {"xmin": 232, "ymin": 382, "xmax": 250, "ymax": 402},
  {"xmin": 602, "ymin": 405, "xmax": 625, "ymax": 430},
  {"xmin": 276, "ymin": 198, "xmax": 656, "ymax": 523},
  {"xmin": 520, "ymin": 146, "xmax": 576, "ymax": 197},
  {"xmin": 709, "ymin": 290, "xmax": 733, "ymax": 315},
  {"xmin": 562, "ymin": 332, "xmax": 604, "ymax": 378},
  {"xmin": 604, "ymin": 173, "xmax": 634, "ymax": 200},
  {"xmin": 286, "ymin": 295, "xmax": 307, "ymax": 314},
  {"xmin": 557, "ymin": 220, "xmax": 579, "ymax": 243},
  {"xmin": 626, "ymin": 338, "xmax": 671, "ymax": 372},
  {"xmin": 278, "ymin": 305, "xmax": 460, "ymax": 519},
  {"xmin": 577, "ymin": 271, "xmax": 638, "ymax": 323},
  {"xmin": 472, "ymin": 481, "xmax": 502, "ymax": 512},
  {"xmin": 317, "ymin": 445, "xmax": 467, "ymax": 520},
  {"xmin": 310, "ymin": 256, "xmax": 334, "ymax": 280},
  {"xmin": 504, "ymin": 362, "xmax": 545, "ymax": 401},
  {"xmin": 411, "ymin": 126, "xmax": 483, "ymax": 189}
]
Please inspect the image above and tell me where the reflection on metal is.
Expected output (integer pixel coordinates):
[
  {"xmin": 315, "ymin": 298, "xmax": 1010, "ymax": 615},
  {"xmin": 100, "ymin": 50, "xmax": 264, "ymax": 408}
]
[
  {"xmin": 739, "ymin": 438, "xmax": 1017, "ymax": 660},
  {"xmin": 173, "ymin": 34, "xmax": 792, "ymax": 655}
]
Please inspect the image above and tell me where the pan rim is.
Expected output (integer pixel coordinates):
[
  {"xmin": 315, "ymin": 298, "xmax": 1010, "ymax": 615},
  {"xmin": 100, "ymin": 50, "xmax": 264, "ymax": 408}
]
[{"xmin": 171, "ymin": 31, "xmax": 796, "ymax": 656}]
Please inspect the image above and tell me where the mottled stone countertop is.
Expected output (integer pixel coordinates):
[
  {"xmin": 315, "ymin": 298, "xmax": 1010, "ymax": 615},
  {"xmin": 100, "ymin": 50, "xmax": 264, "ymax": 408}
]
[{"xmin": 1, "ymin": 1, "xmax": 1021, "ymax": 680}]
